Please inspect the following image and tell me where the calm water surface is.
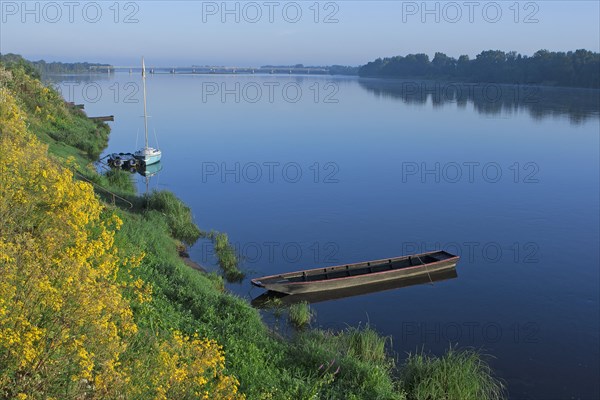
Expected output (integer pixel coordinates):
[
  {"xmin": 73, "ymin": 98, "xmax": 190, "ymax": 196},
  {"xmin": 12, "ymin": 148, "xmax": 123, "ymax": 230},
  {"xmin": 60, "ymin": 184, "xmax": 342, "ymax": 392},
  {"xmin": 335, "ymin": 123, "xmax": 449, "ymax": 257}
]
[{"xmin": 53, "ymin": 73, "xmax": 599, "ymax": 400}]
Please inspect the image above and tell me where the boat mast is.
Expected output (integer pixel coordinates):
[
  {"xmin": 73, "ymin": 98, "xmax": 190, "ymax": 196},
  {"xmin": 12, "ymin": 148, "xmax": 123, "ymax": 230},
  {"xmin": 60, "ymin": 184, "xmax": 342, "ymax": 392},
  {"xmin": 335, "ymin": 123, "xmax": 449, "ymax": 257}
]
[{"xmin": 142, "ymin": 57, "xmax": 149, "ymax": 149}]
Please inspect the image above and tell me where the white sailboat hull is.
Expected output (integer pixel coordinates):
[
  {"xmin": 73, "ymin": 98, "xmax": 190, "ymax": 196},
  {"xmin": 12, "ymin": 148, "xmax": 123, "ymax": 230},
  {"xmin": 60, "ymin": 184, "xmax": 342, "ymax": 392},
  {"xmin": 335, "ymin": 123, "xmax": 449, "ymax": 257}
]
[{"xmin": 134, "ymin": 147, "xmax": 162, "ymax": 165}]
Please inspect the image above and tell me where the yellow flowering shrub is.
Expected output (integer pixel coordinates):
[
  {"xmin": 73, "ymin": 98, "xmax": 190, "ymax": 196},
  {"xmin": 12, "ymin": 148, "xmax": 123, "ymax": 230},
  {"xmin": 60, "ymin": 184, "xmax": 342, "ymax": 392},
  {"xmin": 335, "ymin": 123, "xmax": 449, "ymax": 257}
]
[
  {"xmin": 145, "ymin": 331, "xmax": 244, "ymax": 400},
  {"xmin": 0, "ymin": 80, "xmax": 243, "ymax": 399},
  {"xmin": 0, "ymin": 86, "xmax": 134, "ymax": 397}
]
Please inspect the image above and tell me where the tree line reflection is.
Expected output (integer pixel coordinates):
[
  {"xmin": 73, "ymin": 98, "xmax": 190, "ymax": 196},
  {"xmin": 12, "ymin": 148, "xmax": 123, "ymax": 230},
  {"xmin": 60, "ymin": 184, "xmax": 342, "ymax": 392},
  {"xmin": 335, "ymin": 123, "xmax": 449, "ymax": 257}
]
[{"xmin": 359, "ymin": 79, "xmax": 600, "ymax": 124}]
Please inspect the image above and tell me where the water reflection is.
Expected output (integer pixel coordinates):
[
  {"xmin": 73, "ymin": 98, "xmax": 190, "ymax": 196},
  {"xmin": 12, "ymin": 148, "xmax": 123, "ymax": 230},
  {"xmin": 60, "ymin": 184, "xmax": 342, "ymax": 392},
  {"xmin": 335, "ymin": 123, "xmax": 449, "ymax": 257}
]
[
  {"xmin": 136, "ymin": 162, "xmax": 162, "ymax": 194},
  {"xmin": 359, "ymin": 78, "xmax": 600, "ymax": 124},
  {"xmin": 105, "ymin": 159, "xmax": 163, "ymax": 195},
  {"xmin": 137, "ymin": 161, "xmax": 162, "ymax": 177},
  {"xmin": 251, "ymin": 267, "xmax": 457, "ymax": 308}
]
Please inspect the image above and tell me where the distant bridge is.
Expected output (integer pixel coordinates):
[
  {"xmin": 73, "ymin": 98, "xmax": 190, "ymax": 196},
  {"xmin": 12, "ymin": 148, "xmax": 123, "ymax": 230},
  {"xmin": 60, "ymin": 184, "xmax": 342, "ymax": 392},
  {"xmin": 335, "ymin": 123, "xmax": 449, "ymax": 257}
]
[{"xmin": 89, "ymin": 65, "xmax": 330, "ymax": 75}]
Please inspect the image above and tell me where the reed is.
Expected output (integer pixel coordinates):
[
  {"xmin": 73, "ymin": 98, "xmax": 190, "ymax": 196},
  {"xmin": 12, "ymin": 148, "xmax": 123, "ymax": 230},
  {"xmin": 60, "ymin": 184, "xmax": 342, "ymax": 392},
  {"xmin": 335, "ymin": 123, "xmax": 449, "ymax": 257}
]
[
  {"xmin": 206, "ymin": 231, "xmax": 245, "ymax": 282},
  {"xmin": 288, "ymin": 301, "xmax": 313, "ymax": 328},
  {"xmin": 400, "ymin": 346, "xmax": 506, "ymax": 400},
  {"xmin": 345, "ymin": 325, "xmax": 389, "ymax": 364}
]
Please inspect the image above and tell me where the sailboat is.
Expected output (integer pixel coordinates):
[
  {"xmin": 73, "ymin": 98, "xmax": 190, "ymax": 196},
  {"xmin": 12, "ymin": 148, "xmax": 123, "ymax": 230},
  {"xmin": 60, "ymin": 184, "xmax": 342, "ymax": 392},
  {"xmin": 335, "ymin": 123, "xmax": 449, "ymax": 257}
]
[{"xmin": 134, "ymin": 57, "xmax": 162, "ymax": 166}]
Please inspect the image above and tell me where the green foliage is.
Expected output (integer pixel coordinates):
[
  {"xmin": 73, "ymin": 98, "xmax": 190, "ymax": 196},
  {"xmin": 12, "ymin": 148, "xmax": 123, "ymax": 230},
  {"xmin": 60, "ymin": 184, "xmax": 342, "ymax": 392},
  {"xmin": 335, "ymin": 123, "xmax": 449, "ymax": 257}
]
[
  {"xmin": 400, "ymin": 347, "xmax": 506, "ymax": 400},
  {"xmin": 0, "ymin": 53, "xmax": 112, "ymax": 75},
  {"xmin": 288, "ymin": 301, "xmax": 313, "ymax": 329},
  {"xmin": 145, "ymin": 190, "xmax": 201, "ymax": 246},
  {"xmin": 105, "ymin": 168, "xmax": 135, "ymax": 193},
  {"xmin": 289, "ymin": 326, "xmax": 405, "ymax": 400},
  {"xmin": 328, "ymin": 65, "xmax": 359, "ymax": 75},
  {"xmin": 205, "ymin": 231, "xmax": 245, "ymax": 282},
  {"xmin": 113, "ymin": 212, "xmax": 294, "ymax": 399},
  {"xmin": 0, "ymin": 53, "xmax": 40, "ymax": 79},
  {"xmin": 346, "ymin": 325, "xmax": 389, "ymax": 364},
  {"xmin": 0, "ymin": 59, "xmax": 110, "ymax": 158},
  {"xmin": 359, "ymin": 49, "xmax": 600, "ymax": 88}
]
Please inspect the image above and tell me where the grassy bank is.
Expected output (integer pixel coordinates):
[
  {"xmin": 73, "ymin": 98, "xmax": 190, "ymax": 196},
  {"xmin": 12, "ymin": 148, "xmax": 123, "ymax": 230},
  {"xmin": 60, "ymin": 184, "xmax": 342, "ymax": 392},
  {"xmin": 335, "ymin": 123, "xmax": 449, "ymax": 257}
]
[{"xmin": 0, "ymin": 57, "xmax": 506, "ymax": 399}]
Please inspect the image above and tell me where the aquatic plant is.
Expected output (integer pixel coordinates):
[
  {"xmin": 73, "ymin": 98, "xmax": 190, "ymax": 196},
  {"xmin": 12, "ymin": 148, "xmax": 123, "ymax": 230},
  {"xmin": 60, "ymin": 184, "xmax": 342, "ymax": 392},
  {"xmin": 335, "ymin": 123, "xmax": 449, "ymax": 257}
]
[
  {"xmin": 400, "ymin": 346, "xmax": 506, "ymax": 400},
  {"xmin": 206, "ymin": 231, "xmax": 245, "ymax": 282},
  {"xmin": 288, "ymin": 301, "xmax": 314, "ymax": 328}
]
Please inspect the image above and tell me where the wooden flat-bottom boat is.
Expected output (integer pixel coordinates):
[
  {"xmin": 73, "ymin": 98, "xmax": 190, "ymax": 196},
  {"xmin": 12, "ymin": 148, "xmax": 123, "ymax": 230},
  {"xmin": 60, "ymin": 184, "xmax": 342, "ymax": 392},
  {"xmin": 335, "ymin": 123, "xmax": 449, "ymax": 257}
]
[
  {"xmin": 251, "ymin": 267, "xmax": 458, "ymax": 308},
  {"xmin": 251, "ymin": 250, "xmax": 459, "ymax": 295}
]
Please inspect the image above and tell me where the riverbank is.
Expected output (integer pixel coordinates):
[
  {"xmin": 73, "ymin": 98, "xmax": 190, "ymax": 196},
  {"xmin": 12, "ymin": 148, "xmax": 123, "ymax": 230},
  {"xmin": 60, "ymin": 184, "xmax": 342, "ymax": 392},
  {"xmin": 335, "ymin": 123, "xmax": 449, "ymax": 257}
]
[{"xmin": 0, "ymin": 57, "xmax": 506, "ymax": 399}]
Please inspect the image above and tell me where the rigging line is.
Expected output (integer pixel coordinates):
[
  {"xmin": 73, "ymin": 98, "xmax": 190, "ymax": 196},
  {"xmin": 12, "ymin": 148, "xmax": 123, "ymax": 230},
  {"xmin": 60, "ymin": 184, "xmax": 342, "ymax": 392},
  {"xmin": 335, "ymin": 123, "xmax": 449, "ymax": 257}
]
[
  {"xmin": 153, "ymin": 128, "xmax": 160, "ymax": 150},
  {"xmin": 416, "ymin": 254, "xmax": 434, "ymax": 285}
]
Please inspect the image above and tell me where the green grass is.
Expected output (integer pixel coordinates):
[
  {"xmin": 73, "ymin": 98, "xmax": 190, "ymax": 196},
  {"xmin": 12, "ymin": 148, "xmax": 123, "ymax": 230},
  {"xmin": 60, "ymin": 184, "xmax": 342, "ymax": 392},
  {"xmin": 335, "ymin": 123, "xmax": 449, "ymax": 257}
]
[
  {"xmin": 205, "ymin": 231, "xmax": 245, "ymax": 282},
  {"xmin": 400, "ymin": 347, "xmax": 506, "ymax": 400},
  {"xmin": 4, "ymin": 65, "xmax": 110, "ymax": 159},
  {"xmin": 288, "ymin": 326, "xmax": 405, "ymax": 400},
  {"xmin": 144, "ymin": 190, "xmax": 201, "ymax": 246},
  {"xmin": 346, "ymin": 325, "xmax": 389, "ymax": 364},
  {"xmin": 288, "ymin": 301, "xmax": 313, "ymax": 329},
  {"xmin": 105, "ymin": 168, "xmax": 135, "ymax": 193}
]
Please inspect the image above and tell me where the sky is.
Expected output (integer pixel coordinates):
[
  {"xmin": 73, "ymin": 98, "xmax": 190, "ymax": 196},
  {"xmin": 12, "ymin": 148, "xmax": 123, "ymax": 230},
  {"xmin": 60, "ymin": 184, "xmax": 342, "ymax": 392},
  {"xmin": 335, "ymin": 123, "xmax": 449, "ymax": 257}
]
[{"xmin": 1, "ymin": 1, "xmax": 599, "ymax": 66}]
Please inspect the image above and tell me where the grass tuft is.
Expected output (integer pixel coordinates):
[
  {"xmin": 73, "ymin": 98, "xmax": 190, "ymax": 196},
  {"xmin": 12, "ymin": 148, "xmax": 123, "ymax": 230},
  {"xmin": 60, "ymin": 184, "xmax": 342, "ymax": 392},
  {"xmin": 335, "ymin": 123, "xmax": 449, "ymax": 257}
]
[
  {"xmin": 205, "ymin": 231, "xmax": 245, "ymax": 282},
  {"xmin": 400, "ymin": 346, "xmax": 506, "ymax": 400},
  {"xmin": 145, "ymin": 190, "xmax": 201, "ymax": 246},
  {"xmin": 105, "ymin": 167, "xmax": 135, "ymax": 193},
  {"xmin": 288, "ymin": 301, "xmax": 313, "ymax": 328},
  {"xmin": 346, "ymin": 325, "xmax": 389, "ymax": 364}
]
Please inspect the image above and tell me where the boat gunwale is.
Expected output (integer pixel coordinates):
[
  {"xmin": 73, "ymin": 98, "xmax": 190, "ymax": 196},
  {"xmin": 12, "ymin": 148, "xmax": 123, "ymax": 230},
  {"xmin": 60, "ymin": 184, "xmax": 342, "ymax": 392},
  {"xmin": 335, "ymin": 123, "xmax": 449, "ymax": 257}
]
[{"xmin": 251, "ymin": 250, "xmax": 459, "ymax": 288}]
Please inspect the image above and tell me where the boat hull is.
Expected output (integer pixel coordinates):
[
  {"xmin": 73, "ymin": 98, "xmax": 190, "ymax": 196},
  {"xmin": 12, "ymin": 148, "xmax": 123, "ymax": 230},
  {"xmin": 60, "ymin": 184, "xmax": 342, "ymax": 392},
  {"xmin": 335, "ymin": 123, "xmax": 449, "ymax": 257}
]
[
  {"xmin": 252, "ymin": 267, "xmax": 458, "ymax": 307},
  {"xmin": 251, "ymin": 251, "xmax": 459, "ymax": 295},
  {"xmin": 134, "ymin": 148, "xmax": 162, "ymax": 166}
]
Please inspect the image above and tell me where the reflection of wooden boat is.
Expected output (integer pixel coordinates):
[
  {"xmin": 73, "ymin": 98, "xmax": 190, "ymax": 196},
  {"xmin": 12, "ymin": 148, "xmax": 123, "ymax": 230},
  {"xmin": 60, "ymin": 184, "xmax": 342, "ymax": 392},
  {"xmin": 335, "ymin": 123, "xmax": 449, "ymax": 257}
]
[
  {"xmin": 251, "ymin": 250, "xmax": 459, "ymax": 295},
  {"xmin": 252, "ymin": 267, "xmax": 457, "ymax": 307}
]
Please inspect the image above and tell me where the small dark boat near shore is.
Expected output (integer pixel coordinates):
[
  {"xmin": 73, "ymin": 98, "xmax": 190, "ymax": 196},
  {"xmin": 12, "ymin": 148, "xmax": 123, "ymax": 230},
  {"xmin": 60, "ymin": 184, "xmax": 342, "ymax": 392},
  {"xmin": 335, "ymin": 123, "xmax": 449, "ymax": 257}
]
[
  {"xmin": 252, "ymin": 267, "xmax": 458, "ymax": 307},
  {"xmin": 251, "ymin": 250, "xmax": 459, "ymax": 295}
]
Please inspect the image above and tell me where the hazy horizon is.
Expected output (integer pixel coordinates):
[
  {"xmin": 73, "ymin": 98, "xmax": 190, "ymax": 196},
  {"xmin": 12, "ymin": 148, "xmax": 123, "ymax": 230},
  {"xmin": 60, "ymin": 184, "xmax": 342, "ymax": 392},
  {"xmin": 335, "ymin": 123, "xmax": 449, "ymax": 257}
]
[{"xmin": 1, "ymin": 1, "xmax": 598, "ymax": 67}]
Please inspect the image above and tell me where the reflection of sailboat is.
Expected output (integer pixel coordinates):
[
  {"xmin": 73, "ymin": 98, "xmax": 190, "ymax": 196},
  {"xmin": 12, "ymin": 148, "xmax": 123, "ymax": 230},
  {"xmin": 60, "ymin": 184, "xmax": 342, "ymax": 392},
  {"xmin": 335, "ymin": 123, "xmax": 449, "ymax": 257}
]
[
  {"xmin": 134, "ymin": 57, "xmax": 162, "ymax": 166},
  {"xmin": 136, "ymin": 161, "xmax": 162, "ymax": 194},
  {"xmin": 136, "ymin": 161, "xmax": 162, "ymax": 177},
  {"xmin": 251, "ymin": 267, "xmax": 458, "ymax": 308}
]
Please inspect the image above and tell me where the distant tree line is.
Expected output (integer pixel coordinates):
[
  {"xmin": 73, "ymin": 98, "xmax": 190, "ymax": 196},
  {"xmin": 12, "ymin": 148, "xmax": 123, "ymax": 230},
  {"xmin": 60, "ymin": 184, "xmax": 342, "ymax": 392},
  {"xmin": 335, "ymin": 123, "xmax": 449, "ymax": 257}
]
[
  {"xmin": 259, "ymin": 64, "xmax": 358, "ymax": 75},
  {"xmin": 0, "ymin": 53, "xmax": 111, "ymax": 75},
  {"xmin": 359, "ymin": 50, "xmax": 600, "ymax": 88},
  {"xmin": 328, "ymin": 65, "xmax": 359, "ymax": 75}
]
